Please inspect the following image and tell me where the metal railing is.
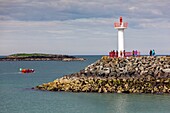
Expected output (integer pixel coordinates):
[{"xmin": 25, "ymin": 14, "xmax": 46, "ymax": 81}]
[
  {"xmin": 109, "ymin": 51, "xmax": 140, "ymax": 57},
  {"xmin": 114, "ymin": 22, "xmax": 128, "ymax": 28}
]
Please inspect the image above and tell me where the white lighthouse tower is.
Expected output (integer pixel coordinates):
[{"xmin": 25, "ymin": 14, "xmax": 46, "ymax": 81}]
[{"xmin": 114, "ymin": 16, "xmax": 128, "ymax": 57}]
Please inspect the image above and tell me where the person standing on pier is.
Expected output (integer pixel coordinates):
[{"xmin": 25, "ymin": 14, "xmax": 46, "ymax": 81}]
[
  {"xmin": 123, "ymin": 50, "xmax": 126, "ymax": 57},
  {"xmin": 132, "ymin": 50, "xmax": 135, "ymax": 57},
  {"xmin": 152, "ymin": 49, "xmax": 155, "ymax": 56},
  {"xmin": 149, "ymin": 50, "xmax": 152, "ymax": 56}
]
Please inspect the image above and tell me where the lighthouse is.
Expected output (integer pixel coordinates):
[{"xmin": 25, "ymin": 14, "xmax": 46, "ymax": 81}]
[{"xmin": 114, "ymin": 17, "xmax": 128, "ymax": 57}]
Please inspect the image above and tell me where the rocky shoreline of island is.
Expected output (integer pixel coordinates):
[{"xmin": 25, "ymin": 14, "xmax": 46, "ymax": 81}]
[
  {"xmin": 35, "ymin": 56, "xmax": 170, "ymax": 94},
  {"xmin": 0, "ymin": 53, "xmax": 85, "ymax": 61}
]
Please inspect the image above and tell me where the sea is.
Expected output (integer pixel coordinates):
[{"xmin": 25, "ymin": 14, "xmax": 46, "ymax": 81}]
[{"xmin": 0, "ymin": 55, "xmax": 169, "ymax": 113}]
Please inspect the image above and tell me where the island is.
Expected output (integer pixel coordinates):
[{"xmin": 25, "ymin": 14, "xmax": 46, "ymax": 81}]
[
  {"xmin": 0, "ymin": 53, "xmax": 85, "ymax": 61},
  {"xmin": 35, "ymin": 56, "xmax": 170, "ymax": 94}
]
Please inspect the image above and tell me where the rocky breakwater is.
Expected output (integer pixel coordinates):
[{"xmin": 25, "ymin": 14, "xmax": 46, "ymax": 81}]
[{"xmin": 35, "ymin": 56, "xmax": 170, "ymax": 94}]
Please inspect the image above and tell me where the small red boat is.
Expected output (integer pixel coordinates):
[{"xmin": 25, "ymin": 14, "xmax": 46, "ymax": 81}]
[{"xmin": 20, "ymin": 68, "xmax": 35, "ymax": 73}]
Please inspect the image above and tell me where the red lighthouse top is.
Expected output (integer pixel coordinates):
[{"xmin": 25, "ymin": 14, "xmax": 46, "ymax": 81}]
[
  {"xmin": 120, "ymin": 16, "xmax": 122, "ymax": 25},
  {"xmin": 114, "ymin": 16, "xmax": 128, "ymax": 29}
]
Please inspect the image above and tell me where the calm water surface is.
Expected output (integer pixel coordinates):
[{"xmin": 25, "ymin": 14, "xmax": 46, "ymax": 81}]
[{"xmin": 0, "ymin": 56, "xmax": 169, "ymax": 113}]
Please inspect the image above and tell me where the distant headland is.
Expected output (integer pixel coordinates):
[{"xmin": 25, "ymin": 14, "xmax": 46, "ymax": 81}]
[{"xmin": 0, "ymin": 53, "xmax": 85, "ymax": 61}]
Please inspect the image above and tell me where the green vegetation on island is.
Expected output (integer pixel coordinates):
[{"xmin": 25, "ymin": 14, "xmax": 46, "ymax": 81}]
[
  {"xmin": 8, "ymin": 53, "xmax": 52, "ymax": 57},
  {"xmin": 0, "ymin": 53, "xmax": 85, "ymax": 61}
]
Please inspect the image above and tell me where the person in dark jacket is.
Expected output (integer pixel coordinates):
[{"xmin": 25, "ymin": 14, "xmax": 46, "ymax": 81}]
[
  {"xmin": 149, "ymin": 50, "xmax": 152, "ymax": 56},
  {"xmin": 123, "ymin": 50, "xmax": 126, "ymax": 57},
  {"xmin": 132, "ymin": 50, "xmax": 135, "ymax": 57}
]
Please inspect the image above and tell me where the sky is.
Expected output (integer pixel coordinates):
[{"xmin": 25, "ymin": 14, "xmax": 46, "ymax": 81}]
[{"xmin": 0, "ymin": 0, "xmax": 170, "ymax": 55}]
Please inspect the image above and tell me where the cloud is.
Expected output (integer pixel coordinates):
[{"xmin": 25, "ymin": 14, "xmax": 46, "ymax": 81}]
[
  {"xmin": 128, "ymin": 6, "xmax": 138, "ymax": 11},
  {"xmin": 1, "ymin": 0, "xmax": 170, "ymax": 22},
  {"xmin": 0, "ymin": 0, "xmax": 170, "ymax": 55},
  {"xmin": 0, "ymin": 17, "xmax": 170, "ymax": 55}
]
